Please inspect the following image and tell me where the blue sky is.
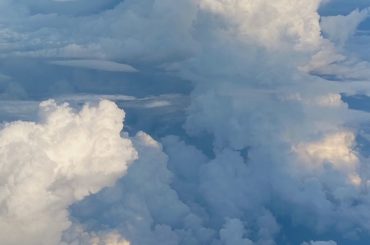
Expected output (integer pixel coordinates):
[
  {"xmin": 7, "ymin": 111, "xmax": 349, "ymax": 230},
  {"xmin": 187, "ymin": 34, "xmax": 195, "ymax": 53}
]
[{"xmin": 1, "ymin": 1, "xmax": 370, "ymax": 245}]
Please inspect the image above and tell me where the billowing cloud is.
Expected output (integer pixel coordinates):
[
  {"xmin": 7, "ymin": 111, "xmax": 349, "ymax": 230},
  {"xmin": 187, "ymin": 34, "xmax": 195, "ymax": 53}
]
[
  {"xmin": 321, "ymin": 8, "xmax": 370, "ymax": 47},
  {"xmin": 0, "ymin": 100, "xmax": 137, "ymax": 245},
  {"xmin": 2, "ymin": 0, "xmax": 370, "ymax": 245},
  {"xmin": 302, "ymin": 241, "xmax": 337, "ymax": 245},
  {"xmin": 219, "ymin": 219, "xmax": 253, "ymax": 245},
  {"xmin": 294, "ymin": 131, "xmax": 358, "ymax": 170}
]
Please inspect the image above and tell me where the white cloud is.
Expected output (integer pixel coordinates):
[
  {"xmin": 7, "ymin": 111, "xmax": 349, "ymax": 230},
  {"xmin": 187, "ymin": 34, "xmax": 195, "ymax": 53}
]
[
  {"xmin": 198, "ymin": 0, "xmax": 323, "ymax": 51},
  {"xmin": 305, "ymin": 8, "xmax": 370, "ymax": 81},
  {"xmin": 61, "ymin": 225, "xmax": 131, "ymax": 245},
  {"xmin": 321, "ymin": 8, "xmax": 370, "ymax": 47},
  {"xmin": 0, "ymin": 100, "xmax": 137, "ymax": 245},
  {"xmin": 2, "ymin": 0, "xmax": 370, "ymax": 244},
  {"xmin": 294, "ymin": 131, "xmax": 358, "ymax": 170}
]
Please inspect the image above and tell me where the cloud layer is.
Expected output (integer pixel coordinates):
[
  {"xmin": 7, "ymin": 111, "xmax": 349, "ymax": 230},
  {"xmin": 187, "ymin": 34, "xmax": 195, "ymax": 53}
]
[{"xmin": 1, "ymin": 0, "xmax": 370, "ymax": 245}]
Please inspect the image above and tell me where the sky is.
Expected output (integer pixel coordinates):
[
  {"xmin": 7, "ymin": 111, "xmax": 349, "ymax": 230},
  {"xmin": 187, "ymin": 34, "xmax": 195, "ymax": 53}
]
[{"xmin": 2, "ymin": 0, "xmax": 370, "ymax": 245}]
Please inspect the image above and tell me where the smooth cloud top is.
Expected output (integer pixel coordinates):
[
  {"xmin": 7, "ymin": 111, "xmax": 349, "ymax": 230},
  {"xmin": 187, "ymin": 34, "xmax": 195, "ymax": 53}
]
[{"xmin": 49, "ymin": 59, "xmax": 138, "ymax": 72}]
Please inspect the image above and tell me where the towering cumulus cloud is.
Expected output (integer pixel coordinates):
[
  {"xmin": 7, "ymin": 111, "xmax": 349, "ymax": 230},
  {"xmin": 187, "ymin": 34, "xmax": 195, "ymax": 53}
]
[
  {"xmin": 0, "ymin": 100, "xmax": 137, "ymax": 245},
  {"xmin": 2, "ymin": 0, "xmax": 370, "ymax": 244},
  {"xmin": 176, "ymin": 0, "xmax": 370, "ymax": 243}
]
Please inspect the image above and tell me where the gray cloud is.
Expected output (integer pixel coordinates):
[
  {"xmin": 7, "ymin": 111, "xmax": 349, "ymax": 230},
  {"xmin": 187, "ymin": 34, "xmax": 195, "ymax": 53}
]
[{"xmin": 49, "ymin": 59, "xmax": 138, "ymax": 72}]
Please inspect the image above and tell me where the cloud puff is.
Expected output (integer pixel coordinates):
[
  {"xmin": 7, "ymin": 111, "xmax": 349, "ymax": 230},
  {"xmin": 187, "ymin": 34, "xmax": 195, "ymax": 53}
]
[
  {"xmin": 306, "ymin": 8, "xmax": 370, "ymax": 81},
  {"xmin": 294, "ymin": 131, "xmax": 358, "ymax": 170},
  {"xmin": 0, "ymin": 100, "xmax": 137, "ymax": 245},
  {"xmin": 321, "ymin": 8, "xmax": 370, "ymax": 47},
  {"xmin": 69, "ymin": 132, "xmax": 196, "ymax": 245},
  {"xmin": 198, "ymin": 0, "xmax": 323, "ymax": 51},
  {"xmin": 61, "ymin": 225, "xmax": 131, "ymax": 245}
]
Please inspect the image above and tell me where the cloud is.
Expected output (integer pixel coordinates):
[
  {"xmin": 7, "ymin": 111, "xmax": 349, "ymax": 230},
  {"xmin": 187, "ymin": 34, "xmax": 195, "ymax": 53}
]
[
  {"xmin": 56, "ymin": 94, "xmax": 137, "ymax": 102},
  {"xmin": 305, "ymin": 8, "xmax": 370, "ymax": 81},
  {"xmin": 168, "ymin": 0, "xmax": 370, "ymax": 243},
  {"xmin": 321, "ymin": 8, "xmax": 370, "ymax": 47},
  {"xmin": 2, "ymin": 0, "xmax": 370, "ymax": 244},
  {"xmin": 302, "ymin": 241, "xmax": 337, "ymax": 245},
  {"xmin": 197, "ymin": 0, "xmax": 323, "ymax": 51},
  {"xmin": 49, "ymin": 59, "xmax": 138, "ymax": 72},
  {"xmin": 142, "ymin": 100, "xmax": 171, "ymax": 108},
  {"xmin": 61, "ymin": 225, "xmax": 131, "ymax": 245},
  {"xmin": 219, "ymin": 219, "xmax": 253, "ymax": 245},
  {"xmin": 294, "ymin": 131, "xmax": 358, "ymax": 170},
  {"xmin": 69, "ymin": 131, "xmax": 197, "ymax": 245},
  {"xmin": 0, "ymin": 0, "xmax": 198, "ymax": 63},
  {"xmin": 0, "ymin": 99, "xmax": 137, "ymax": 245},
  {"xmin": 62, "ymin": 1, "xmax": 370, "ymax": 244}
]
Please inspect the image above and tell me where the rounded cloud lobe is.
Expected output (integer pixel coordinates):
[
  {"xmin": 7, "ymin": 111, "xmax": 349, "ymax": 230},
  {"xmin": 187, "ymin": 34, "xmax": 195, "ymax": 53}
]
[{"xmin": 0, "ymin": 100, "xmax": 137, "ymax": 245}]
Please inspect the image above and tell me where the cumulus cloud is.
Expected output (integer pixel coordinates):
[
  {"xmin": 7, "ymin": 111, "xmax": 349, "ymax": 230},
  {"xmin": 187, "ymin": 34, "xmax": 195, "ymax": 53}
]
[
  {"xmin": 306, "ymin": 8, "xmax": 370, "ymax": 81},
  {"xmin": 170, "ymin": 0, "xmax": 370, "ymax": 243},
  {"xmin": 0, "ymin": 100, "xmax": 137, "ymax": 245},
  {"xmin": 321, "ymin": 8, "xmax": 370, "ymax": 47},
  {"xmin": 63, "ymin": 1, "xmax": 370, "ymax": 244},
  {"xmin": 2, "ymin": 0, "xmax": 370, "ymax": 244},
  {"xmin": 294, "ymin": 131, "xmax": 358, "ymax": 170},
  {"xmin": 61, "ymin": 225, "xmax": 131, "ymax": 245},
  {"xmin": 0, "ymin": 0, "xmax": 198, "ymax": 63},
  {"xmin": 219, "ymin": 219, "xmax": 253, "ymax": 245},
  {"xmin": 198, "ymin": 0, "xmax": 323, "ymax": 51}
]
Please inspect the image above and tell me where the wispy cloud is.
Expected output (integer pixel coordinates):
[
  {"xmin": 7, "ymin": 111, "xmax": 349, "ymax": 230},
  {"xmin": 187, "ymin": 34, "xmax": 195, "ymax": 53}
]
[{"xmin": 49, "ymin": 59, "xmax": 138, "ymax": 72}]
